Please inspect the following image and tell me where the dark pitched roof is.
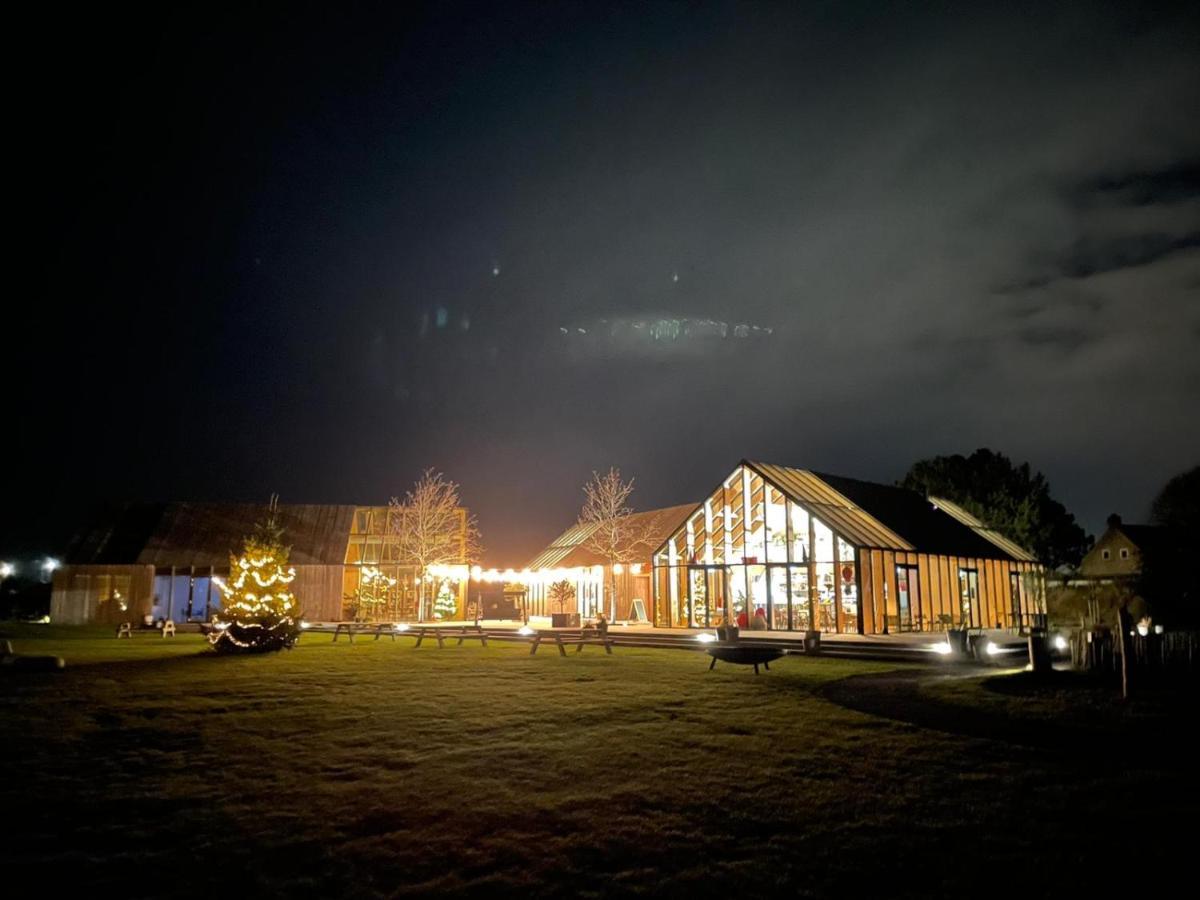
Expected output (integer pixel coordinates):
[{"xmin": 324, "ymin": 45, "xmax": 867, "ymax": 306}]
[
  {"xmin": 807, "ymin": 470, "xmax": 1030, "ymax": 561},
  {"xmin": 66, "ymin": 502, "xmax": 169, "ymax": 565},
  {"xmin": 68, "ymin": 502, "xmax": 356, "ymax": 568},
  {"xmin": 1118, "ymin": 524, "xmax": 1170, "ymax": 555}
]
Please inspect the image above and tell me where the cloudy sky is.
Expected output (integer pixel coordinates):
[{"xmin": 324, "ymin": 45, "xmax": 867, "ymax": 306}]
[{"xmin": 8, "ymin": 1, "xmax": 1199, "ymax": 562}]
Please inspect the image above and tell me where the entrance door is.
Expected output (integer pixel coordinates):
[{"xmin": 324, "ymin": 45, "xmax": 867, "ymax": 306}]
[
  {"xmin": 896, "ymin": 565, "xmax": 919, "ymax": 631},
  {"xmin": 1009, "ymin": 572, "xmax": 1022, "ymax": 630},
  {"xmin": 958, "ymin": 568, "xmax": 980, "ymax": 628}
]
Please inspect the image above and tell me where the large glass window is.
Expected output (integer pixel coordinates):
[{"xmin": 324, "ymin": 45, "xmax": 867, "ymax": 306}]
[
  {"xmin": 814, "ymin": 562, "xmax": 836, "ymax": 630},
  {"xmin": 690, "ymin": 568, "xmax": 710, "ymax": 627},
  {"xmin": 768, "ymin": 566, "xmax": 789, "ymax": 629},
  {"xmin": 744, "ymin": 469, "xmax": 766, "ymax": 562},
  {"xmin": 765, "ymin": 486, "xmax": 788, "ymax": 563},
  {"xmin": 723, "ymin": 473, "xmax": 745, "ymax": 563},
  {"xmin": 745, "ymin": 564, "xmax": 767, "ymax": 626},
  {"xmin": 652, "ymin": 465, "xmax": 866, "ymax": 631},
  {"xmin": 813, "ymin": 519, "xmax": 834, "ymax": 562},
  {"xmin": 789, "ymin": 502, "xmax": 810, "ymax": 563},
  {"xmin": 789, "ymin": 565, "xmax": 810, "ymax": 630},
  {"xmin": 838, "ymin": 538, "xmax": 858, "ymax": 632}
]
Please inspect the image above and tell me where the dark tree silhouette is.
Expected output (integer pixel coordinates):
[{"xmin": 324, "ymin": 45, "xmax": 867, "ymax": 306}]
[
  {"xmin": 1142, "ymin": 465, "xmax": 1199, "ymax": 627},
  {"xmin": 1150, "ymin": 465, "xmax": 1199, "ymax": 532},
  {"xmin": 899, "ymin": 448, "xmax": 1090, "ymax": 568}
]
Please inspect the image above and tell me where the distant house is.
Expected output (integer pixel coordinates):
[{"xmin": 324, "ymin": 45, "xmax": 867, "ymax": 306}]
[
  {"xmin": 1077, "ymin": 514, "xmax": 1167, "ymax": 584},
  {"xmin": 50, "ymin": 501, "xmax": 472, "ymax": 625}
]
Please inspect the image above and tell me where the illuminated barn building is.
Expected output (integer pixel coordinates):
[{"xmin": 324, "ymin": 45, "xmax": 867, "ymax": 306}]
[
  {"xmin": 651, "ymin": 462, "xmax": 1045, "ymax": 634},
  {"xmin": 49, "ymin": 502, "xmax": 472, "ymax": 625}
]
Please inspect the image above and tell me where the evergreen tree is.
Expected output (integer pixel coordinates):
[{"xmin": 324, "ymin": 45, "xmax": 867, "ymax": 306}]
[
  {"xmin": 432, "ymin": 578, "xmax": 457, "ymax": 620},
  {"xmin": 211, "ymin": 499, "xmax": 303, "ymax": 653}
]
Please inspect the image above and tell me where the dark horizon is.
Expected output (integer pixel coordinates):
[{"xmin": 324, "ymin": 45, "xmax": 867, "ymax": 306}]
[{"xmin": 6, "ymin": 1, "xmax": 1199, "ymax": 565}]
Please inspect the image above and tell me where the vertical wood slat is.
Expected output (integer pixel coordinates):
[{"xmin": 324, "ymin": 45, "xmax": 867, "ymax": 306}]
[
  {"xmin": 881, "ymin": 550, "xmax": 895, "ymax": 633},
  {"xmin": 870, "ymin": 550, "xmax": 885, "ymax": 634},
  {"xmin": 917, "ymin": 554, "xmax": 932, "ymax": 630},
  {"xmin": 833, "ymin": 537, "xmax": 844, "ymax": 633},
  {"xmin": 859, "ymin": 549, "xmax": 875, "ymax": 635}
]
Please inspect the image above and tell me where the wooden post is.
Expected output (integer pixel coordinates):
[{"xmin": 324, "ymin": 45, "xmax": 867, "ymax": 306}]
[{"xmin": 1116, "ymin": 605, "xmax": 1133, "ymax": 700}]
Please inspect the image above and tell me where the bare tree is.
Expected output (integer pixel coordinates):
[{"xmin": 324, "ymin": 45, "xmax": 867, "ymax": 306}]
[
  {"xmin": 387, "ymin": 469, "xmax": 482, "ymax": 621},
  {"xmin": 578, "ymin": 467, "xmax": 655, "ymax": 621}
]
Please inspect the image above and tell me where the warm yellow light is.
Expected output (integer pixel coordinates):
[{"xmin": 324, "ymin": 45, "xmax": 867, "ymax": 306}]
[
  {"xmin": 630, "ymin": 563, "xmax": 642, "ymax": 575},
  {"xmin": 613, "ymin": 563, "xmax": 624, "ymax": 575}
]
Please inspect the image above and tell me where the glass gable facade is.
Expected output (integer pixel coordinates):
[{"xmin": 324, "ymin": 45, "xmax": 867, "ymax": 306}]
[{"xmin": 652, "ymin": 464, "xmax": 861, "ymax": 633}]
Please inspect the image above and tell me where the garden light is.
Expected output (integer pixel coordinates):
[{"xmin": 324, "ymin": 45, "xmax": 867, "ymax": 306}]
[
  {"xmin": 930, "ymin": 642, "xmax": 952, "ymax": 655},
  {"xmin": 0, "ymin": 562, "xmax": 13, "ymax": 578},
  {"xmin": 1053, "ymin": 635, "xmax": 1067, "ymax": 651},
  {"xmin": 695, "ymin": 632, "xmax": 716, "ymax": 644}
]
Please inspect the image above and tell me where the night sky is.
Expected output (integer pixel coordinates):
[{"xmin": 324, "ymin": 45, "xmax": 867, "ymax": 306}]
[{"xmin": 7, "ymin": 1, "xmax": 1199, "ymax": 564}]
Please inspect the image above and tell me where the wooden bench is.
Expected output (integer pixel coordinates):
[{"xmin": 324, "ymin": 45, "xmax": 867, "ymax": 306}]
[{"xmin": 529, "ymin": 627, "xmax": 613, "ymax": 657}]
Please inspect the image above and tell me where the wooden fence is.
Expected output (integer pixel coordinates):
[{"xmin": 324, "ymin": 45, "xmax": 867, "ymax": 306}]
[{"xmin": 1070, "ymin": 629, "xmax": 1200, "ymax": 679}]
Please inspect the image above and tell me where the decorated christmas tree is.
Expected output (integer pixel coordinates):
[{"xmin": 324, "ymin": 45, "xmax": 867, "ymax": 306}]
[
  {"xmin": 433, "ymin": 578, "xmax": 458, "ymax": 620},
  {"xmin": 211, "ymin": 498, "xmax": 303, "ymax": 654}
]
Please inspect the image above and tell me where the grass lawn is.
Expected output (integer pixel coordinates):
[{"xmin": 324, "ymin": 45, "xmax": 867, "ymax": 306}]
[{"xmin": 1, "ymin": 624, "xmax": 1196, "ymax": 897}]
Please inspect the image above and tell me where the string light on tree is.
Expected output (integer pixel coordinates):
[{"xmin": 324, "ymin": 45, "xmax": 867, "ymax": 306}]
[{"xmin": 210, "ymin": 496, "xmax": 303, "ymax": 654}]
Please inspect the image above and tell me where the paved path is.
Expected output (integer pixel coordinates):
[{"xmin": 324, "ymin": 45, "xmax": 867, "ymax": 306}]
[{"xmin": 818, "ymin": 667, "xmax": 1191, "ymax": 767}]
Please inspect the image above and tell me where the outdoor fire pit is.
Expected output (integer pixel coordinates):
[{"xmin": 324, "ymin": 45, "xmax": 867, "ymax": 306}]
[{"xmin": 705, "ymin": 644, "xmax": 785, "ymax": 674}]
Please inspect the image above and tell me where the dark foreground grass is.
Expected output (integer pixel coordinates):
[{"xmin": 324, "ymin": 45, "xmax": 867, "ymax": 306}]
[{"xmin": 1, "ymin": 625, "xmax": 1196, "ymax": 898}]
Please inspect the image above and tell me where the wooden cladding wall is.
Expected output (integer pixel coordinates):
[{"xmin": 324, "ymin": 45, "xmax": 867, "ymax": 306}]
[
  {"xmin": 50, "ymin": 565, "xmax": 156, "ymax": 625},
  {"xmin": 292, "ymin": 565, "xmax": 347, "ymax": 622},
  {"xmin": 856, "ymin": 549, "xmax": 1042, "ymax": 634}
]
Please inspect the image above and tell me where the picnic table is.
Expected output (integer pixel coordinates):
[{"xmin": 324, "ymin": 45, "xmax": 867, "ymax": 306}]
[
  {"xmin": 528, "ymin": 623, "xmax": 614, "ymax": 657},
  {"xmin": 412, "ymin": 624, "xmax": 488, "ymax": 648},
  {"xmin": 331, "ymin": 622, "xmax": 489, "ymax": 647},
  {"xmin": 332, "ymin": 622, "xmax": 403, "ymax": 642}
]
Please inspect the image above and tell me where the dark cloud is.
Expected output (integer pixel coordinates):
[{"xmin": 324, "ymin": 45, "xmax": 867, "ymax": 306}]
[
  {"xmin": 6, "ymin": 0, "xmax": 1200, "ymax": 561},
  {"xmin": 1073, "ymin": 162, "xmax": 1200, "ymax": 207}
]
